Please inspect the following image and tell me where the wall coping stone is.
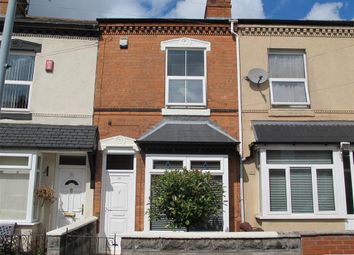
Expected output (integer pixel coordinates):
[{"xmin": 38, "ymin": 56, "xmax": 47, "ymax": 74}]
[
  {"xmin": 47, "ymin": 216, "xmax": 98, "ymax": 236},
  {"xmin": 299, "ymin": 230, "xmax": 354, "ymax": 237},
  {"xmin": 122, "ymin": 231, "xmax": 279, "ymax": 239}
]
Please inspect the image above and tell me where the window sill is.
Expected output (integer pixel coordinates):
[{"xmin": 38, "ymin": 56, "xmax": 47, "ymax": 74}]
[
  {"xmin": 162, "ymin": 108, "xmax": 210, "ymax": 116},
  {"xmin": 268, "ymin": 109, "xmax": 315, "ymax": 117},
  {"xmin": 0, "ymin": 111, "xmax": 32, "ymax": 120},
  {"xmin": 256, "ymin": 214, "xmax": 346, "ymax": 220}
]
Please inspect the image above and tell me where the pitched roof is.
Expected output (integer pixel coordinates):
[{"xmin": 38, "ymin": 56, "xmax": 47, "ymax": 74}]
[
  {"xmin": 252, "ymin": 121, "xmax": 354, "ymax": 144},
  {"xmin": 0, "ymin": 123, "xmax": 98, "ymax": 150},
  {"xmin": 137, "ymin": 117, "xmax": 238, "ymax": 145}
]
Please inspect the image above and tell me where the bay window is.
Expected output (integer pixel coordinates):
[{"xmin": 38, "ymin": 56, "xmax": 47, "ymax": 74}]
[
  {"xmin": 260, "ymin": 147, "xmax": 346, "ymax": 218},
  {"xmin": 0, "ymin": 152, "xmax": 38, "ymax": 223},
  {"xmin": 145, "ymin": 155, "xmax": 229, "ymax": 231}
]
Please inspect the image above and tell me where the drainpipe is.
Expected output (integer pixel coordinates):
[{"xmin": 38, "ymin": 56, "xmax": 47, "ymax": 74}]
[
  {"xmin": 230, "ymin": 20, "xmax": 245, "ymax": 223},
  {"xmin": 0, "ymin": 0, "xmax": 17, "ymax": 112}
]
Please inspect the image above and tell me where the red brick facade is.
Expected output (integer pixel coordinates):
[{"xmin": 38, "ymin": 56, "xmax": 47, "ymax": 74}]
[
  {"xmin": 93, "ymin": 20, "xmax": 240, "ymax": 232},
  {"xmin": 302, "ymin": 235, "xmax": 354, "ymax": 255},
  {"xmin": 205, "ymin": 0, "xmax": 232, "ymax": 19}
]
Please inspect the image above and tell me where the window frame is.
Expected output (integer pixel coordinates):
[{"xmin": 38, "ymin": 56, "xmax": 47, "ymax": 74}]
[
  {"xmin": 165, "ymin": 48, "xmax": 207, "ymax": 107},
  {"xmin": 144, "ymin": 154, "xmax": 229, "ymax": 232},
  {"xmin": 259, "ymin": 145, "xmax": 346, "ymax": 219},
  {"xmin": 268, "ymin": 50, "xmax": 310, "ymax": 106},
  {"xmin": 2, "ymin": 51, "xmax": 36, "ymax": 112},
  {"xmin": 0, "ymin": 151, "xmax": 38, "ymax": 224},
  {"xmin": 161, "ymin": 38, "xmax": 211, "ymax": 108}
]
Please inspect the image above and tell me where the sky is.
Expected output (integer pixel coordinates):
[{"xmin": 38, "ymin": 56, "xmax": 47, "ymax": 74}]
[{"xmin": 28, "ymin": 0, "xmax": 354, "ymax": 21}]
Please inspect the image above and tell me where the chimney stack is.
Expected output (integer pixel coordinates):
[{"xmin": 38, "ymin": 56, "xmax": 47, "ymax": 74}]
[
  {"xmin": 204, "ymin": 0, "xmax": 232, "ymax": 19},
  {"xmin": 1, "ymin": 0, "xmax": 29, "ymax": 17}
]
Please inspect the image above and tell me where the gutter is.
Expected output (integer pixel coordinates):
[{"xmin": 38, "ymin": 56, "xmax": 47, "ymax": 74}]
[{"xmin": 230, "ymin": 20, "xmax": 245, "ymax": 224}]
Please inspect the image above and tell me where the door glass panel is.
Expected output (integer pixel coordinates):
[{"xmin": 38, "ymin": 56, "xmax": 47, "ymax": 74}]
[
  {"xmin": 59, "ymin": 156, "xmax": 86, "ymax": 166},
  {"xmin": 106, "ymin": 155, "xmax": 134, "ymax": 170}
]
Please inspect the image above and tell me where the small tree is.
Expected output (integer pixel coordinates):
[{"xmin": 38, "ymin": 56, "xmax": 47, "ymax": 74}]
[{"xmin": 148, "ymin": 168, "xmax": 223, "ymax": 232}]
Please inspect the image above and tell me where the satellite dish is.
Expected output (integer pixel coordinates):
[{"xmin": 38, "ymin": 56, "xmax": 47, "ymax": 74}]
[{"xmin": 247, "ymin": 68, "xmax": 268, "ymax": 85}]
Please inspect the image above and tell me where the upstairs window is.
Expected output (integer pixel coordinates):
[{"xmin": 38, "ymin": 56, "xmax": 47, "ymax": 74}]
[
  {"xmin": 268, "ymin": 51, "xmax": 309, "ymax": 106},
  {"xmin": 167, "ymin": 50, "xmax": 205, "ymax": 106},
  {"xmin": 161, "ymin": 38, "xmax": 210, "ymax": 108},
  {"xmin": 2, "ymin": 52, "xmax": 35, "ymax": 111}
]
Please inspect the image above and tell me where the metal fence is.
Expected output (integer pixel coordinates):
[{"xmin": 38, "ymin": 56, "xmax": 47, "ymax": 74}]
[
  {"xmin": 0, "ymin": 233, "xmax": 46, "ymax": 255},
  {"xmin": 64, "ymin": 234, "xmax": 119, "ymax": 255},
  {"xmin": 64, "ymin": 234, "xmax": 120, "ymax": 255},
  {"xmin": 0, "ymin": 234, "xmax": 119, "ymax": 255}
]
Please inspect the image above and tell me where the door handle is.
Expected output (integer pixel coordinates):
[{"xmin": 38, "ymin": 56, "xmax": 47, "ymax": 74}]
[{"xmin": 81, "ymin": 204, "xmax": 84, "ymax": 215}]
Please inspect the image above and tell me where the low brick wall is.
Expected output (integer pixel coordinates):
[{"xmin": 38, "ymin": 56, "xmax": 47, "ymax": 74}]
[
  {"xmin": 301, "ymin": 232, "xmax": 354, "ymax": 255},
  {"xmin": 46, "ymin": 216, "xmax": 98, "ymax": 255},
  {"xmin": 121, "ymin": 232, "xmax": 301, "ymax": 255}
]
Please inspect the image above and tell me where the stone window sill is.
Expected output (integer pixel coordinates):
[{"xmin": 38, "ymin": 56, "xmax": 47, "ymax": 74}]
[{"xmin": 162, "ymin": 108, "xmax": 210, "ymax": 116}]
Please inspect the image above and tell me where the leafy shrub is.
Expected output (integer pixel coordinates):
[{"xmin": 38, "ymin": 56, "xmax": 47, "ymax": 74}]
[{"xmin": 149, "ymin": 168, "xmax": 223, "ymax": 231}]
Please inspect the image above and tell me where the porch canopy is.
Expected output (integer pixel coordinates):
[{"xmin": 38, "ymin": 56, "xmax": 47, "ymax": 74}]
[
  {"xmin": 0, "ymin": 123, "xmax": 98, "ymax": 187},
  {"xmin": 252, "ymin": 121, "xmax": 354, "ymax": 144},
  {"xmin": 136, "ymin": 117, "xmax": 239, "ymax": 154}
]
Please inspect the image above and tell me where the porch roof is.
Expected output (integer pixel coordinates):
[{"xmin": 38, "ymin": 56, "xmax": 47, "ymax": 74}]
[
  {"xmin": 252, "ymin": 121, "xmax": 354, "ymax": 144},
  {"xmin": 0, "ymin": 123, "xmax": 98, "ymax": 151},
  {"xmin": 137, "ymin": 117, "xmax": 239, "ymax": 145}
]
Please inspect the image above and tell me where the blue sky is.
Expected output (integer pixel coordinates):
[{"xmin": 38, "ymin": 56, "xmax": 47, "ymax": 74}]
[{"xmin": 28, "ymin": 0, "xmax": 354, "ymax": 21}]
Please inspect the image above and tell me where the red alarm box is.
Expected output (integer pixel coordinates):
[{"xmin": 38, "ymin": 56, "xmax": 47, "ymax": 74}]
[{"xmin": 45, "ymin": 60, "xmax": 54, "ymax": 72}]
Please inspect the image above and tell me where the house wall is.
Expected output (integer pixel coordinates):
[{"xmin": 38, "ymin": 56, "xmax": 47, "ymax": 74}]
[
  {"xmin": 239, "ymin": 24, "xmax": 354, "ymax": 231},
  {"xmin": 0, "ymin": 34, "xmax": 98, "ymax": 125},
  {"xmin": 93, "ymin": 22, "xmax": 240, "ymax": 231}
]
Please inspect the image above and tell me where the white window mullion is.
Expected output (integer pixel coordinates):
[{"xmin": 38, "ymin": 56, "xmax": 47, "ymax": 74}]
[
  {"xmin": 222, "ymin": 156, "xmax": 229, "ymax": 231},
  {"xmin": 285, "ymin": 166, "xmax": 291, "ymax": 214},
  {"xmin": 26, "ymin": 154, "xmax": 37, "ymax": 222},
  {"xmin": 312, "ymin": 166, "xmax": 319, "ymax": 214}
]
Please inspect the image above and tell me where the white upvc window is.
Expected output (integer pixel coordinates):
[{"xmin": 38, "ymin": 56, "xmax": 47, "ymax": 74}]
[
  {"xmin": 161, "ymin": 38, "xmax": 210, "ymax": 107},
  {"xmin": 2, "ymin": 51, "xmax": 35, "ymax": 111},
  {"xmin": 268, "ymin": 50, "xmax": 310, "ymax": 106},
  {"xmin": 0, "ymin": 152, "xmax": 38, "ymax": 223},
  {"xmin": 144, "ymin": 154, "xmax": 229, "ymax": 231},
  {"xmin": 259, "ymin": 146, "xmax": 346, "ymax": 219}
]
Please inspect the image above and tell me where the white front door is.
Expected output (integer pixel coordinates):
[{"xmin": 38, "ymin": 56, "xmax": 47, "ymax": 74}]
[
  {"xmin": 104, "ymin": 172, "xmax": 135, "ymax": 236},
  {"xmin": 57, "ymin": 166, "xmax": 85, "ymax": 228}
]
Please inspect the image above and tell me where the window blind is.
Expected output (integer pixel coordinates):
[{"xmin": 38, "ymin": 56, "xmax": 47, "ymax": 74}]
[
  {"xmin": 269, "ymin": 169, "xmax": 287, "ymax": 212},
  {"xmin": 317, "ymin": 169, "xmax": 335, "ymax": 211},
  {"xmin": 269, "ymin": 53, "xmax": 305, "ymax": 79},
  {"xmin": 267, "ymin": 150, "xmax": 333, "ymax": 165},
  {"xmin": 290, "ymin": 168, "xmax": 314, "ymax": 213}
]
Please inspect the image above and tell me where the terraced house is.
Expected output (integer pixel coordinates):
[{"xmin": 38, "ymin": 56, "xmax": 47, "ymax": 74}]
[
  {"xmin": 93, "ymin": 0, "xmax": 241, "ymax": 238},
  {"xmin": 0, "ymin": 1, "xmax": 99, "ymax": 234},
  {"xmin": 237, "ymin": 19, "xmax": 354, "ymax": 232}
]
